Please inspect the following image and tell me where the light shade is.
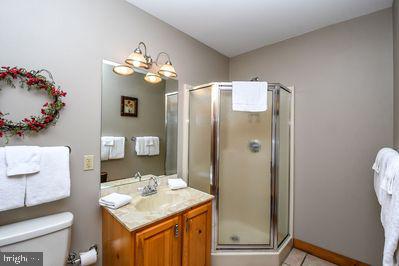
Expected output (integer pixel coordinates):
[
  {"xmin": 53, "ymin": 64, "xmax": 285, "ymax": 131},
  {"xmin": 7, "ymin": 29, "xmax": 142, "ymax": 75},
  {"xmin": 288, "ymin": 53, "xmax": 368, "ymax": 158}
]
[
  {"xmin": 158, "ymin": 61, "xmax": 177, "ymax": 78},
  {"xmin": 144, "ymin": 72, "xmax": 162, "ymax": 84},
  {"xmin": 125, "ymin": 49, "xmax": 148, "ymax": 69},
  {"xmin": 113, "ymin": 65, "xmax": 134, "ymax": 76}
]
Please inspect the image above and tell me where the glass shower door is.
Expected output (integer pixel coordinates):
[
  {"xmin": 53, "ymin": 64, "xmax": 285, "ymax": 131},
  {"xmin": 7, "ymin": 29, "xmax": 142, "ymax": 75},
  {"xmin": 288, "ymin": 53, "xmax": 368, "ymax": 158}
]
[
  {"xmin": 188, "ymin": 86, "xmax": 212, "ymax": 194},
  {"xmin": 217, "ymin": 89, "xmax": 273, "ymax": 247},
  {"xmin": 165, "ymin": 92, "xmax": 178, "ymax": 175},
  {"xmin": 277, "ymin": 89, "xmax": 291, "ymax": 246}
]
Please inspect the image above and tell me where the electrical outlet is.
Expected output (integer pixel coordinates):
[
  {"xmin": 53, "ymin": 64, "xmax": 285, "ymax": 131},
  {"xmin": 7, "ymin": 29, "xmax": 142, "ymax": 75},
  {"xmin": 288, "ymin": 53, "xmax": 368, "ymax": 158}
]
[{"xmin": 84, "ymin": 155, "xmax": 94, "ymax": 171}]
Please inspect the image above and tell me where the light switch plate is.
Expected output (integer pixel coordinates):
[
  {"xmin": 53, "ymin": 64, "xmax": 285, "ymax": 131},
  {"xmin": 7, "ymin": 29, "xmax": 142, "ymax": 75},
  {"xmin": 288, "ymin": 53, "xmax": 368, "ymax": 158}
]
[{"xmin": 84, "ymin": 155, "xmax": 94, "ymax": 171}]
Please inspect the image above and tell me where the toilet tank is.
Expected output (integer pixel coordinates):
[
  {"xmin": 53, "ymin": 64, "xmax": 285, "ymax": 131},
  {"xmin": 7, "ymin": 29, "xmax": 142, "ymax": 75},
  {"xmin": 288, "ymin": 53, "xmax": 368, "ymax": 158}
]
[{"xmin": 0, "ymin": 212, "xmax": 73, "ymax": 266}]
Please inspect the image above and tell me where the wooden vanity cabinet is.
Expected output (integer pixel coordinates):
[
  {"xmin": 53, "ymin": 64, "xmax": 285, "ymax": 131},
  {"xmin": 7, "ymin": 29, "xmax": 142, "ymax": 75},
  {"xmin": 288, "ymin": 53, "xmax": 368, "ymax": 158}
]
[
  {"xmin": 102, "ymin": 201, "xmax": 212, "ymax": 266},
  {"xmin": 182, "ymin": 203, "xmax": 212, "ymax": 266},
  {"xmin": 136, "ymin": 216, "xmax": 182, "ymax": 266}
]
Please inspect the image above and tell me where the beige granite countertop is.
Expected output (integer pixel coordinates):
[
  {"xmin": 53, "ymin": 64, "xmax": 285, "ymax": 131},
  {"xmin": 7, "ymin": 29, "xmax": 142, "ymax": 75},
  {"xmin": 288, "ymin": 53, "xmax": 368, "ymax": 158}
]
[{"xmin": 101, "ymin": 177, "xmax": 214, "ymax": 232}]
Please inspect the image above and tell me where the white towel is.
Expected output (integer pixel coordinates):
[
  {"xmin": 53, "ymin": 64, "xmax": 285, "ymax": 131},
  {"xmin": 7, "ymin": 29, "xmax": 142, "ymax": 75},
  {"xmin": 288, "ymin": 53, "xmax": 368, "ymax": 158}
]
[
  {"xmin": 99, "ymin": 193, "xmax": 132, "ymax": 209},
  {"xmin": 148, "ymin": 137, "xmax": 159, "ymax": 156},
  {"xmin": 4, "ymin": 146, "xmax": 41, "ymax": 176},
  {"xmin": 101, "ymin": 136, "xmax": 117, "ymax": 161},
  {"xmin": 0, "ymin": 148, "xmax": 26, "ymax": 211},
  {"xmin": 374, "ymin": 148, "xmax": 398, "ymax": 203},
  {"xmin": 232, "ymin": 81, "xmax": 267, "ymax": 112},
  {"xmin": 135, "ymin": 137, "xmax": 147, "ymax": 156},
  {"xmin": 380, "ymin": 177, "xmax": 399, "ymax": 266},
  {"xmin": 168, "ymin": 178, "xmax": 187, "ymax": 190},
  {"xmin": 25, "ymin": 147, "xmax": 70, "ymax": 207},
  {"xmin": 108, "ymin": 137, "xmax": 125, "ymax": 159}
]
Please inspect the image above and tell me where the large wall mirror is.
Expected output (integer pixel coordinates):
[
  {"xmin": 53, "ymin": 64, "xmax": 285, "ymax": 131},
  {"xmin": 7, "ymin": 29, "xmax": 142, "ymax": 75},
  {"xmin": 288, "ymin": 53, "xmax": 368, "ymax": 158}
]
[{"xmin": 101, "ymin": 60, "xmax": 178, "ymax": 187}]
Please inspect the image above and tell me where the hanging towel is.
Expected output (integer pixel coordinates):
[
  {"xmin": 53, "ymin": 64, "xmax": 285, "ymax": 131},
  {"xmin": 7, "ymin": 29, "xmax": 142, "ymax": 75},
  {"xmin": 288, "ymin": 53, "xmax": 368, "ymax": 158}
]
[
  {"xmin": 232, "ymin": 81, "xmax": 268, "ymax": 112},
  {"xmin": 373, "ymin": 148, "xmax": 398, "ymax": 203},
  {"xmin": 25, "ymin": 147, "xmax": 70, "ymax": 207},
  {"xmin": 148, "ymin": 137, "xmax": 159, "ymax": 156},
  {"xmin": 4, "ymin": 146, "xmax": 41, "ymax": 176},
  {"xmin": 168, "ymin": 178, "xmax": 187, "ymax": 190},
  {"xmin": 0, "ymin": 148, "xmax": 26, "ymax": 211},
  {"xmin": 101, "ymin": 136, "xmax": 115, "ymax": 161},
  {"xmin": 108, "ymin": 137, "xmax": 125, "ymax": 159},
  {"xmin": 135, "ymin": 137, "xmax": 148, "ymax": 156},
  {"xmin": 380, "ymin": 178, "xmax": 399, "ymax": 266},
  {"xmin": 99, "ymin": 193, "xmax": 132, "ymax": 209},
  {"xmin": 381, "ymin": 155, "xmax": 399, "ymax": 195}
]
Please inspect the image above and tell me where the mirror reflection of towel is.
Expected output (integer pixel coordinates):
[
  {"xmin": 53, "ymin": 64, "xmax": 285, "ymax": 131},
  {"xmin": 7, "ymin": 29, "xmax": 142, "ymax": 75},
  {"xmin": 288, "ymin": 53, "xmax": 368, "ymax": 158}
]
[{"xmin": 135, "ymin": 136, "xmax": 159, "ymax": 156}]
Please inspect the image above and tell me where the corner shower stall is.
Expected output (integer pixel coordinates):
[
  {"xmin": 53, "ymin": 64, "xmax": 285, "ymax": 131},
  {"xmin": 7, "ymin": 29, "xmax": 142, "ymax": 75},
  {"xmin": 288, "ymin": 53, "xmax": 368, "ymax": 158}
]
[{"xmin": 187, "ymin": 82, "xmax": 292, "ymax": 264}]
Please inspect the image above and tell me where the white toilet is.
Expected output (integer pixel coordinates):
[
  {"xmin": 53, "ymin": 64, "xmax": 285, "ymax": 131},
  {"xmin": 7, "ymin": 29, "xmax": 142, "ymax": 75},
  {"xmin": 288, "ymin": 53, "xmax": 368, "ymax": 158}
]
[{"xmin": 0, "ymin": 212, "xmax": 73, "ymax": 266}]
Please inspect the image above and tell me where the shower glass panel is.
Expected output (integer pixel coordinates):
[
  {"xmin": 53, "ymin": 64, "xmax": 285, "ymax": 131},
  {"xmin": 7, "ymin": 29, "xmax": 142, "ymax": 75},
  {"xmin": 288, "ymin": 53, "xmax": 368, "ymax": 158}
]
[
  {"xmin": 188, "ymin": 87, "xmax": 212, "ymax": 194},
  {"xmin": 187, "ymin": 83, "xmax": 292, "ymax": 251},
  {"xmin": 218, "ymin": 90, "xmax": 273, "ymax": 246},
  {"xmin": 165, "ymin": 92, "xmax": 178, "ymax": 175},
  {"xmin": 277, "ymin": 89, "xmax": 291, "ymax": 245}
]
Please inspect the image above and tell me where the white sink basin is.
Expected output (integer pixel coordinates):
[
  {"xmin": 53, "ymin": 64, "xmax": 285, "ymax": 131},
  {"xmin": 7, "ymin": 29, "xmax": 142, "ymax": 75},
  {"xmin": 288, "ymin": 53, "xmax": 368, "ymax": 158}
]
[{"xmin": 135, "ymin": 191, "xmax": 186, "ymax": 212}]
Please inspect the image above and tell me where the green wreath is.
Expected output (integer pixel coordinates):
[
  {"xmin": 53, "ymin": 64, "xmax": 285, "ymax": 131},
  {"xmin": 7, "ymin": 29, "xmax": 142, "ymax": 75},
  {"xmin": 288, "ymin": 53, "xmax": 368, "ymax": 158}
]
[{"xmin": 0, "ymin": 67, "xmax": 67, "ymax": 139}]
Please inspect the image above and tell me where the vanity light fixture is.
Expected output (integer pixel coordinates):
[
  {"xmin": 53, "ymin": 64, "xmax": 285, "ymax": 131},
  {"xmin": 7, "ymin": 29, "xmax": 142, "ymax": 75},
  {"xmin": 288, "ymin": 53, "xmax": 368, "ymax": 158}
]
[
  {"xmin": 144, "ymin": 72, "xmax": 162, "ymax": 84},
  {"xmin": 125, "ymin": 42, "xmax": 151, "ymax": 69},
  {"xmin": 156, "ymin": 52, "xmax": 177, "ymax": 78},
  {"xmin": 112, "ymin": 64, "xmax": 134, "ymax": 76},
  {"xmin": 113, "ymin": 41, "xmax": 177, "ymax": 82}
]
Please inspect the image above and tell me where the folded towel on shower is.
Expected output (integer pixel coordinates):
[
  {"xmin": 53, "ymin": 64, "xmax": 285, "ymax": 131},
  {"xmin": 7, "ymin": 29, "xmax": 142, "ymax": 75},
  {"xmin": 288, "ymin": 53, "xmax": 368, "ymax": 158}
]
[
  {"xmin": 25, "ymin": 147, "xmax": 70, "ymax": 207},
  {"xmin": 0, "ymin": 148, "xmax": 26, "ymax": 211},
  {"xmin": 232, "ymin": 81, "xmax": 267, "ymax": 112},
  {"xmin": 168, "ymin": 178, "xmax": 187, "ymax": 190},
  {"xmin": 99, "ymin": 193, "xmax": 132, "ymax": 209},
  {"xmin": 4, "ymin": 146, "xmax": 41, "ymax": 176}
]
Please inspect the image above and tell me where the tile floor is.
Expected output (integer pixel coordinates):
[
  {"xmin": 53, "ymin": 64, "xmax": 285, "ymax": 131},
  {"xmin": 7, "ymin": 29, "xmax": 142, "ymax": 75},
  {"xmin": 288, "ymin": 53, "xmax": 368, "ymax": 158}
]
[{"xmin": 283, "ymin": 248, "xmax": 337, "ymax": 266}]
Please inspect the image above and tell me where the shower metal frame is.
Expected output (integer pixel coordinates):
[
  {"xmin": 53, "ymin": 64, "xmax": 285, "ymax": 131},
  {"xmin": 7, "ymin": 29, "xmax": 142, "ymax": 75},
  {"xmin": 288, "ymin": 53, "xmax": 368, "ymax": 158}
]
[{"xmin": 188, "ymin": 82, "xmax": 292, "ymax": 251}]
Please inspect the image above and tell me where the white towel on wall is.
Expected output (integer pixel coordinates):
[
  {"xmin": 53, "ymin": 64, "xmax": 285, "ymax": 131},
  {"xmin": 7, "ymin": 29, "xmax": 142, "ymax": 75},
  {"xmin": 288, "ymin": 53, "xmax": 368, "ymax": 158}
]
[
  {"xmin": 108, "ymin": 137, "xmax": 125, "ymax": 159},
  {"xmin": 101, "ymin": 136, "xmax": 115, "ymax": 161},
  {"xmin": 148, "ymin": 137, "xmax": 159, "ymax": 156},
  {"xmin": 380, "ymin": 179, "xmax": 399, "ymax": 266},
  {"xmin": 373, "ymin": 147, "xmax": 399, "ymax": 265},
  {"xmin": 232, "ymin": 81, "xmax": 268, "ymax": 112},
  {"xmin": 25, "ymin": 147, "xmax": 70, "ymax": 207},
  {"xmin": 4, "ymin": 146, "xmax": 41, "ymax": 176},
  {"xmin": 135, "ymin": 137, "xmax": 147, "ymax": 156},
  {"xmin": 0, "ymin": 148, "xmax": 26, "ymax": 211}
]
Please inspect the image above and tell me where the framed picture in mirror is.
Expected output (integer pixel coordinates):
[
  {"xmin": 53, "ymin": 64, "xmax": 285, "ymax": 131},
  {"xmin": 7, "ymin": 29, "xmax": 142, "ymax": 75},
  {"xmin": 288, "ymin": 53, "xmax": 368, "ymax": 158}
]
[{"xmin": 121, "ymin": 96, "xmax": 138, "ymax": 117}]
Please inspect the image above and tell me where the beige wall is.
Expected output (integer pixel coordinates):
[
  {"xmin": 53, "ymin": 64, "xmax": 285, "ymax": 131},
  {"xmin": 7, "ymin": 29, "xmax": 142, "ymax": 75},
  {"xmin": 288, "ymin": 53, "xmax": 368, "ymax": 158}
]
[
  {"xmin": 230, "ymin": 9, "xmax": 393, "ymax": 264},
  {"xmin": 0, "ymin": 0, "xmax": 229, "ymax": 262},
  {"xmin": 394, "ymin": 0, "xmax": 399, "ymax": 147}
]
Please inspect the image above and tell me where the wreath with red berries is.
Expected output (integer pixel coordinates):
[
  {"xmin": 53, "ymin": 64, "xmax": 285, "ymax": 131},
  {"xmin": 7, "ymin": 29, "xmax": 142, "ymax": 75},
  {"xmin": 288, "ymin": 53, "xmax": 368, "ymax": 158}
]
[{"xmin": 0, "ymin": 67, "xmax": 67, "ymax": 139}]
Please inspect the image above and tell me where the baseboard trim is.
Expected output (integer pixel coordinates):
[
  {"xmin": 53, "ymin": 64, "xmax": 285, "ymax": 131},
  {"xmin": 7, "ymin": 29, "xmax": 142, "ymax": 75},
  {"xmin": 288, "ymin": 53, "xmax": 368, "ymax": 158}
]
[{"xmin": 293, "ymin": 239, "xmax": 369, "ymax": 266}]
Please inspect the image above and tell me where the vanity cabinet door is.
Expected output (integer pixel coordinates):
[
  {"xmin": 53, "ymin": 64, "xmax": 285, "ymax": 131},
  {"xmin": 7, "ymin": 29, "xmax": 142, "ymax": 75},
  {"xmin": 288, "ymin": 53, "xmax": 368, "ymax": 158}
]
[
  {"xmin": 135, "ymin": 216, "xmax": 182, "ymax": 266},
  {"xmin": 182, "ymin": 202, "xmax": 212, "ymax": 266}
]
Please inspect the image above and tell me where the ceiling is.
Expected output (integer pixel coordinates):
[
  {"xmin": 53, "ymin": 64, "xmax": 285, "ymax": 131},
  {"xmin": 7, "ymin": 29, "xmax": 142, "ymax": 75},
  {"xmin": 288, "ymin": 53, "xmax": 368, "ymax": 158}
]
[{"xmin": 126, "ymin": 0, "xmax": 392, "ymax": 57}]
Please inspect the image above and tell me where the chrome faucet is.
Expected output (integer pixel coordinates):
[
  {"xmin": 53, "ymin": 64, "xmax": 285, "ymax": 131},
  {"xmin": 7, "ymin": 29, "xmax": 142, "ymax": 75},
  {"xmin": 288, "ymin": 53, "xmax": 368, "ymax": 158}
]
[
  {"xmin": 141, "ymin": 176, "xmax": 159, "ymax": 196},
  {"xmin": 134, "ymin": 171, "xmax": 142, "ymax": 182}
]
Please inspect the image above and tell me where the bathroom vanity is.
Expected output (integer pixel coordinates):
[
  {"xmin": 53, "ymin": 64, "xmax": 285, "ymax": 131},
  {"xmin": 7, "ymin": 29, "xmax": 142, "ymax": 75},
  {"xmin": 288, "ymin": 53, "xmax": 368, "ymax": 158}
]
[{"xmin": 101, "ymin": 179, "xmax": 213, "ymax": 266}]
